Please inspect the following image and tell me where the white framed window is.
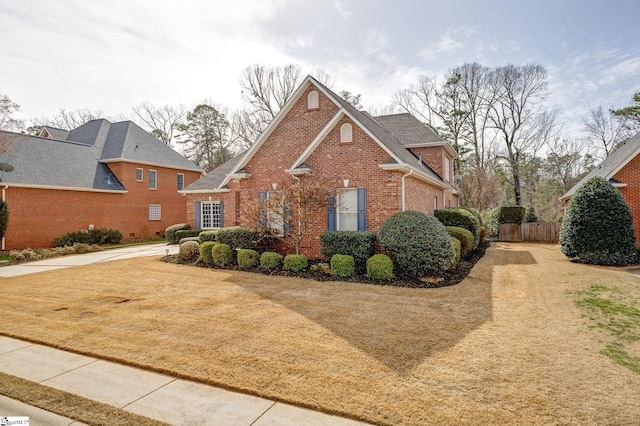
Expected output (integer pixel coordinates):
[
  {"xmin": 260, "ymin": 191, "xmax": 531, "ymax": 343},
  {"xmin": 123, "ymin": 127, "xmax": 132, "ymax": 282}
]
[
  {"xmin": 201, "ymin": 201, "xmax": 222, "ymax": 229},
  {"xmin": 149, "ymin": 170, "xmax": 157, "ymax": 190},
  {"xmin": 136, "ymin": 168, "xmax": 143, "ymax": 182},
  {"xmin": 337, "ymin": 188, "xmax": 358, "ymax": 231},
  {"xmin": 444, "ymin": 156, "xmax": 450, "ymax": 181},
  {"xmin": 177, "ymin": 173, "xmax": 184, "ymax": 190},
  {"xmin": 149, "ymin": 204, "xmax": 161, "ymax": 221},
  {"xmin": 340, "ymin": 123, "xmax": 353, "ymax": 143},
  {"xmin": 307, "ymin": 90, "xmax": 319, "ymax": 109}
]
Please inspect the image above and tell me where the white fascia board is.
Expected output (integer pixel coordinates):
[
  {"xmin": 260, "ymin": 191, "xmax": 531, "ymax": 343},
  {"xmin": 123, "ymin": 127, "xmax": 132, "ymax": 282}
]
[
  {"xmin": 179, "ymin": 188, "xmax": 232, "ymax": 194},
  {"xmin": 100, "ymin": 159, "xmax": 203, "ymax": 172},
  {"xmin": 403, "ymin": 141, "xmax": 458, "ymax": 158},
  {"xmin": 378, "ymin": 163, "xmax": 449, "ymax": 189}
]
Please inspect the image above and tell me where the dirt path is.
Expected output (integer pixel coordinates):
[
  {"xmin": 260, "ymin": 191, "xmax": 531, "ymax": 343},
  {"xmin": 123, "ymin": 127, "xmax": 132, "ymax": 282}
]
[{"xmin": 1, "ymin": 242, "xmax": 639, "ymax": 425}]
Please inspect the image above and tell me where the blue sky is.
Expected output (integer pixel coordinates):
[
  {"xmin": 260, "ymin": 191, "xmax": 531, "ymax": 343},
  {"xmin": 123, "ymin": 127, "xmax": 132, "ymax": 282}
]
[{"xmin": 1, "ymin": 0, "xmax": 639, "ymax": 137}]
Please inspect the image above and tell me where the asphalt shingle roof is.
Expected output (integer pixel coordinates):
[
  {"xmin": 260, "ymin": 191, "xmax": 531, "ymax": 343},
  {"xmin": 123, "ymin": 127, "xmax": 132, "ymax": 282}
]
[
  {"xmin": 183, "ymin": 153, "xmax": 245, "ymax": 191},
  {"xmin": 0, "ymin": 119, "xmax": 201, "ymax": 191},
  {"xmin": 373, "ymin": 113, "xmax": 445, "ymax": 146},
  {"xmin": 562, "ymin": 131, "xmax": 640, "ymax": 200}
]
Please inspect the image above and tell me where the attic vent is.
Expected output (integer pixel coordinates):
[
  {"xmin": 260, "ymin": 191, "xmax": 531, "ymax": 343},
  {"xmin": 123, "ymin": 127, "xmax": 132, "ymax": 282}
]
[{"xmin": 307, "ymin": 91, "xmax": 319, "ymax": 110}]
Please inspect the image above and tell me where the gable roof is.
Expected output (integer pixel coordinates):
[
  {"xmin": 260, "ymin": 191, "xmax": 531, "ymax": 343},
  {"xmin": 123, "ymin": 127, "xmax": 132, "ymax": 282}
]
[
  {"xmin": 561, "ymin": 131, "xmax": 640, "ymax": 201},
  {"xmin": 200, "ymin": 75, "xmax": 453, "ymax": 192},
  {"xmin": 372, "ymin": 113, "xmax": 457, "ymax": 156},
  {"xmin": 181, "ymin": 153, "xmax": 244, "ymax": 193},
  {"xmin": 0, "ymin": 119, "xmax": 201, "ymax": 192}
]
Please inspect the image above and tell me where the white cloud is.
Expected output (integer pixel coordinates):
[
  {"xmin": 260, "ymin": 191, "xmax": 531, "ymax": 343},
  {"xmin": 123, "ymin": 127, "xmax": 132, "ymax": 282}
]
[
  {"xmin": 418, "ymin": 27, "xmax": 476, "ymax": 61},
  {"xmin": 333, "ymin": 0, "xmax": 353, "ymax": 19}
]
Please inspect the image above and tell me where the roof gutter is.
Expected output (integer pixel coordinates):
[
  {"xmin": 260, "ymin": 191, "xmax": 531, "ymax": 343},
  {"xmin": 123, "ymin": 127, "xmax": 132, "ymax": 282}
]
[
  {"xmin": 379, "ymin": 163, "xmax": 449, "ymax": 190},
  {"xmin": 401, "ymin": 170, "xmax": 413, "ymax": 211}
]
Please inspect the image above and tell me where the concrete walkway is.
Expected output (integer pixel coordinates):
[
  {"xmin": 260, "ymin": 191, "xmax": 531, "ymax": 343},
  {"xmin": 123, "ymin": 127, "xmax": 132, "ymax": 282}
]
[{"xmin": 0, "ymin": 244, "xmax": 369, "ymax": 425}]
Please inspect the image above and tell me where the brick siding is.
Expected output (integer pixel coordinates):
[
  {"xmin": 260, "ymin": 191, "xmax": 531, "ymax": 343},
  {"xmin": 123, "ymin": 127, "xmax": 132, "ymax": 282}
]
[{"xmin": 613, "ymin": 155, "xmax": 640, "ymax": 247}]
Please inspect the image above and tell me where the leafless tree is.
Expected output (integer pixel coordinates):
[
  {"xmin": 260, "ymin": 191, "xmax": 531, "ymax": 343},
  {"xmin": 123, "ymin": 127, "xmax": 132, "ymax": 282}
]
[
  {"xmin": 582, "ymin": 104, "xmax": 634, "ymax": 159},
  {"xmin": 130, "ymin": 103, "xmax": 186, "ymax": 147},
  {"xmin": 35, "ymin": 108, "xmax": 103, "ymax": 130},
  {"xmin": 487, "ymin": 64, "xmax": 554, "ymax": 206},
  {"xmin": 0, "ymin": 94, "xmax": 24, "ymax": 131}
]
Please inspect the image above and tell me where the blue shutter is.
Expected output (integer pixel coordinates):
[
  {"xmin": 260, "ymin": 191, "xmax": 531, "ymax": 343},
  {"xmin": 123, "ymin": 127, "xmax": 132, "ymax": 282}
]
[
  {"xmin": 219, "ymin": 201, "xmax": 224, "ymax": 228},
  {"xmin": 195, "ymin": 201, "xmax": 201, "ymax": 229},
  {"xmin": 357, "ymin": 188, "xmax": 367, "ymax": 231},
  {"xmin": 327, "ymin": 196, "xmax": 336, "ymax": 231},
  {"xmin": 284, "ymin": 205, "xmax": 291, "ymax": 236},
  {"xmin": 258, "ymin": 191, "xmax": 267, "ymax": 226}
]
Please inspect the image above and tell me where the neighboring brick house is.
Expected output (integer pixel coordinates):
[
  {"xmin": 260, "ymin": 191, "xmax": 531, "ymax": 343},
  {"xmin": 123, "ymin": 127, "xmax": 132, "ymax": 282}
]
[
  {"xmin": 0, "ymin": 119, "xmax": 202, "ymax": 250},
  {"xmin": 181, "ymin": 76, "xmax": 460, "ymax": 257},
  {"xmin": 562, "ymin": 131, "xmax": 640, "ymax": 247}
]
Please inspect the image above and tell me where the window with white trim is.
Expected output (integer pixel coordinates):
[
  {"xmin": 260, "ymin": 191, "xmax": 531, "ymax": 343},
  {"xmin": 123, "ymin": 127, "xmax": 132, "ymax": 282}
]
[
  {"xmin": 149, "ymin": 170, "xmax": 157, "ymax": 190},
  {"xmin": 201, "ymin": 201, "xmax": 222, "ymax": 229},
  {"xmin": 177, "ymin": 173, "xmax": 184, "ymax": 190},
  {"xmin": 337, "ymin": 188, "xmax": 358, "ymax": 231},
  {"xmin": 340, "ymin": 123, "xmax": 353, "ymax": 143},
  {"xmin": 149, "ymin": 204, "xmax": 161, "ymax": 220},
  {"xmin": 307, "ymin": 90, "xmax": 319, "ymax": 109},
  {"xmin": 136, "ymin": 168, "xmax": 143, "ymax": 182}
]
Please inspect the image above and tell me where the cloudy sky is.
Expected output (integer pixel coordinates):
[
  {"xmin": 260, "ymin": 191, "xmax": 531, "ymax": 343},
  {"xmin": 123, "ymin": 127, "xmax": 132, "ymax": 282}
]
[{"xmin": 2, "ymin": 0, "xmax": 639, "ymax": 136}]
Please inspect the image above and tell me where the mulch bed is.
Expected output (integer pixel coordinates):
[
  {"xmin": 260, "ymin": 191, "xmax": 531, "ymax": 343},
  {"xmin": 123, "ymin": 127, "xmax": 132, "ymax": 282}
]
[{"xmin": 163, "ymin": 241, "xmax": 489, "ymax": 288}]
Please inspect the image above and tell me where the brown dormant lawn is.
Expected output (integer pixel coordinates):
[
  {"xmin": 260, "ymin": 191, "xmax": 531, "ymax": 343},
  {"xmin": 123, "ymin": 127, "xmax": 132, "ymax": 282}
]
[{"xmin": 1, "ymin": 242, "xmax": 639, "ymax": 425}]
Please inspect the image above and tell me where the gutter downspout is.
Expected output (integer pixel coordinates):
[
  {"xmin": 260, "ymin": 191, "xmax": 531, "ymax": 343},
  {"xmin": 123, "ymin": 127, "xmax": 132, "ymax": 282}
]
[
  {"xmin": 2, "ymin": 184, "xmax": 8, "ymax": 251},
  {"xmin": 401, "ymin": 169, "xmax": 413, "ymax": 211}
]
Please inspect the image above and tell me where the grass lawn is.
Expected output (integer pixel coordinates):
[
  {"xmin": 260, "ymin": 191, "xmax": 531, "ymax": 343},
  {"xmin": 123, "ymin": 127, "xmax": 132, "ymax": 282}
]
[{"xmin": 1, "ymin": 242, "xmax": 639, "ymax": 425}]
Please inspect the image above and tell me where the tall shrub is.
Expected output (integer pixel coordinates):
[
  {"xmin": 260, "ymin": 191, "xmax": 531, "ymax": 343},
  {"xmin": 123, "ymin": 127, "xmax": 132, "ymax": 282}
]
[
  {"xmin": 434, "ymin": 208, "xmax": 480, "ymax": 249},
  {"xmin": 319, "ymin": 231, "xmax": 376, "ymax": 264},
  {"xmin": 560, "ymin": 176, "xmax": 637, "ymax": 265},
  {"xmin": 378, "ymin": 210, "xmax": 456, "ymax": 277}
]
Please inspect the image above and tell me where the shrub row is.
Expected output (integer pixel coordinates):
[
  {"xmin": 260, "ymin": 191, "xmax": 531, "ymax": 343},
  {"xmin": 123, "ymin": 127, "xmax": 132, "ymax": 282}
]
[
  {"xmin": 320, "ymin": 231, "xmax": 376, "ymax": 264},
  {"xmin": 434, "ymin": 208, "xmax": 480, "ymax": 249},
  {"xmin": 10, "ymin": 243, "xmax": 102, "ymax": 263},
  {"xmin": 55, "ymin": 228, "xmax": 123, "ymax": 247}
]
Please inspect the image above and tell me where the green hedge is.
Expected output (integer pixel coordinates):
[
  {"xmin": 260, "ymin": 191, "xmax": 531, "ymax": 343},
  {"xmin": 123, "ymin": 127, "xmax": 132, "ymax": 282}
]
[
  {"xmin": 450, "ymin": 237, "xmax": 461, "ymax": 269},
  {"xmin": 165, "ymin": 223, "xmax": 191, "ymax": 244},
  {"xmin": 212, "ymin": 243, "xmax": 234, "ymax": 266},
  {"xmin": 216, "ymin": 226, "xmax": 271, "ymax": 251},
  {"xmin": 378, "ymin": 210, "xmax": 456, "ymax": 277},
  {"xmin": 445, "ymin": 226, "xmax": 474, "ymax": 257},
  {"xmin": 330, "ymin": 254, "xmax": 355, "ymax": 277},
  {"xmin": 462, "ymin": 206, "xmax": 483, "ymax": 226},
  {"xmin": 199, "ymin": 241, "xmax": 217, "ymax": 263},
  {"xmin": 366, "ymin": 254, "xmax": 394, "ymax": 280},
  {"xmin": 238, "ymin": 249, "xmax": 260, "ymax": 269},
  {"xmin": 498, "ymin": 206, "xmax": 526, "ymax": 225},
  {"xmin": 320, "ymin": 231, "xmax": 376, "ymax": 264},
  {"xmin": 434, "ymin": 208, "xmax": 480, "ymax": 249},
  {"xmin": 260, "ymin": 251, "xmax": 283, "ymax": 269},
  {"xmin": 55, "ymin": 228, "xmax": 123, "ymax": 247},
  {"xmin": 199, "ymin": 230, "xmax": 218, "ymax": 242},
  {"xmin": 284, "ymin": 254, "xmax": 308, "ymax": 272},
  {"xmin": 175, "ymin": 229, "xmax": 202, "ymax": 241},
  {"xmin": 487, "ymin": 208, "xmax": 500, "ymax": 237}
]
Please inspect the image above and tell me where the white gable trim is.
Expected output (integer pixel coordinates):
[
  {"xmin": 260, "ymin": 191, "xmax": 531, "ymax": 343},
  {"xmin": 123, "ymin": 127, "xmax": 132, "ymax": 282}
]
[
  {"xmin": 403, "ymin": 141, "xmax": 458, "ymax": 158},
  {"xmin": 179, "ymin": 188, "xmax": 232, "ymax": 194}
]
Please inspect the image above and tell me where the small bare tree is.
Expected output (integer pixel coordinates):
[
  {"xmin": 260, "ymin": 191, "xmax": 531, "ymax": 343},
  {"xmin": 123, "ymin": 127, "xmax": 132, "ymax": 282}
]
[
  {"xmin": 242, "ymin": 173, "xmax": 336, "ymax": 255},
  {"xmin": 35, "ymin": 108, "xmax": 104, "ymax": 130},
  {"xmin": 131, "ymin": 103, "xmax": 186, "ymax": 146},
  {"xmin": 582, "ymin": 104, "xmax": 634, "ymax": 159},
  {"xmin": 0, "ymin": 94, "xmax": 24, "ymax": 131}
]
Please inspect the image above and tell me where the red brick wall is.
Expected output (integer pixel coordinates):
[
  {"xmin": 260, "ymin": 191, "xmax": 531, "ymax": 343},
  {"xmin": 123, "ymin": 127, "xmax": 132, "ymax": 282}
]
[
  {"xmin": 613, "ymin": 156, "xmax": 640, "ymax": 247},
  {"xmin": 185, "ymin": 85, "xmax": 458, "ymax": 258},
  {"xmin": 3, "ymin": 163, "xmax": 201, "ymax": 250}
]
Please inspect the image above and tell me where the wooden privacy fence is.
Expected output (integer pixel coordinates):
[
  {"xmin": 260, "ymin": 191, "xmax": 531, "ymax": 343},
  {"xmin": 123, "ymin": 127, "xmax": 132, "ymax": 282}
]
[{"xmin": 499, "ymin": 222, "xmax": 561, "ymax": 243}]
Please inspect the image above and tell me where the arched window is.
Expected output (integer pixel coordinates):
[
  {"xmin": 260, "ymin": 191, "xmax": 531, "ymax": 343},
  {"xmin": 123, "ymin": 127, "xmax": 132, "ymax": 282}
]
[
  {"xmin": 340, "ymin": 123, "xmax": 353, "ymax": 142},
  {"xmin": 307, "ymin": 91, "xmax": 319, "ymax": 109}
]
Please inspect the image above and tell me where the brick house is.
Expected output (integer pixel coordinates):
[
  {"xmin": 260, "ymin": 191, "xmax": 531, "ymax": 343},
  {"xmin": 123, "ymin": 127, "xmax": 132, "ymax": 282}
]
[
  {"xmin": 0, "ymin": 119, "xmax": 202, "ymax": 250},
  {"xmin": 561, "ymin": 131, "xmax": 640, "ymax": 247},
  {"xmin": 181, "ymin": 76, "xmax": 460, "ymax": 257}
]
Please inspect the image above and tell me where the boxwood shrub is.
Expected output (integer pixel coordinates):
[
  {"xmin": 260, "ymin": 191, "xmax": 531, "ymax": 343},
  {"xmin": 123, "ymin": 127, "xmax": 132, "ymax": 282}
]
[
  {"xmin": 378, "ymin": 210, "xmax": 456, "ymax": 277},
  {"xmin": 320, "ymin": 231, "xmax": 376, "ymax": 264},
  {"xmin": 238, "ymin": 249, "xmax": 260, "ymax": 269},
  {"xmin": 330, "ymin": 254, "xmax": 355, "ymax": 277},
  {"xmin": 179, "ymin": 236, "xmax": 200, "ymax": 245},
  {"xmin": 366, "ymin": 254, "xmax": 394, "ymax": 280},
  {"xmin": 179, "ymin": 240, "xmax": 200, "ymax": 262},
  {"xmin": 434, "ymin": 208, "xmax": 480, "ymax": 249},
  {"xmin": 216, "ymin": 226, "xmax": 271, "ymax": 251},
  {"xmin": 212, "ymin": 243, "xmax": 234, "ymax": 267},
  {"xmin": 450, "ymin": 237, "xmax": 461, "ymax": 269},
  {"xmin": 175, "ymin": 229, "xmax": 202, "ymax": 241},
  {"xmin": 560, "ymin": 176, "xmax": 637, "ymax": 265},
  {"xmin": 260, "ymin": 251, "xmax": 283, "ymax": 269},
  {"xmin": 55, "ymin": 228, "xmax": 123, "ymax": 247},
  {"xmin": 199, "ymin": 241, "xmax": 217, "ymax": 263},
  {"xmin": 498, "ymin": 206, "xmax": 526, "ymax": 225},
  {"xmin": 445, "ymin": 226, "xmax": 474, "ymax": 258},
  {"xmin": 199, "ymin": 230, "xmax": 218, "ymax": 242},
  {"xmin": 283, "ymin": 254, "xmax": 308, "ymax": 272},
  {"xmin": 165, "ymin": 223, "xmax": 190, "ymax": 244}
]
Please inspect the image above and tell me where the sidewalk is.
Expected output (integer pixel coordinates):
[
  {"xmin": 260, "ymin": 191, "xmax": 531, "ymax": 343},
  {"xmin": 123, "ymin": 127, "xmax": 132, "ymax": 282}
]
[
  {"xmin": 0, "ymin": 243, "xmax": 179, "ymax": 278},
  {"xmin": 0, "ymin": 244, "xmax": 369, "ymax": 425}
]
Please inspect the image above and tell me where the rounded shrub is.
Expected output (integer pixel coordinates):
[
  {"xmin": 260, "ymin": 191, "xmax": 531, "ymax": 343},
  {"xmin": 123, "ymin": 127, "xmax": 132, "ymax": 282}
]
[
  {"xmin": 462, "ymin": 206, "xmax": 483, "ymax": 226},
  {"xmin": 283, "ymin": 254, "xmax": 308, "ymax": 272},
  {"xmin": 560, "ymin": 176, "xmax": 637, "ymax": 265},
  {"xmin": 260, "ymin": 251, "xmax": 283, "ymax": 269},
  {"xmin": 525, "ymin": 206, "xmax": 538, "ymax": 223},
  {"xmin": 179, "ymin": 240, "xmax": 200, "ymax": 262},
  {"xmin": 330, "ymin": 254, "xmax": 355, "ymax": 277},
  {"xmin": 450, "ymin": 237, "xmax": 461, "ymax": 270},
  {"xmin": 199, "ymin": 241, "xmax": 217, "ymax": 263},
  {"xmin": 445, "ymin": 226, "xmax": 474, "ymax": 258},
  {"xmin": 434, "ymin": 208, "xmax": 480, "ymax": 249},
  {"xmin": 199, "ymin": 230, "xmax": 218, "ymax": 242},
  {"xmin": 366, "ymin": 254, "xmax": 394, "ymax": 280},
  {"xmin": 378, "ymin": 210, "xmax": 456, "ymax": 277},
  {"xmin": 238, "ymin": 249, "xmax": 260, "ymax": 269},
  {"xmin": 179, "ymin": 236, "xmax": 200, "ymax": 245},
  {"xmin": 212, "ymin": 243, "xmax": 234, "ymax": 267},
  {"xmin": 165, "ymin": 223, "xmax": 191, "ymax": 244}
]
